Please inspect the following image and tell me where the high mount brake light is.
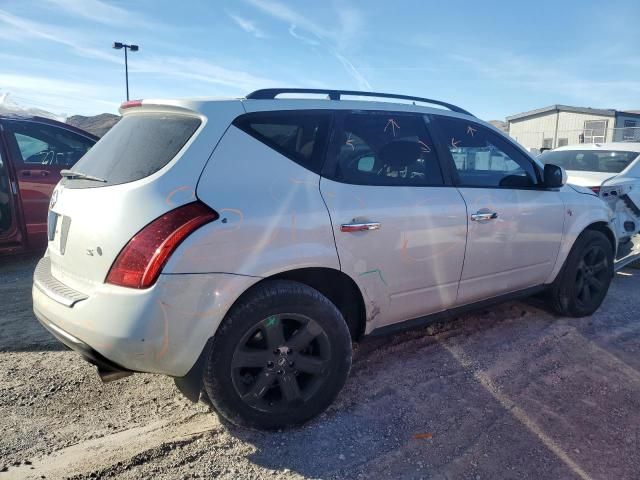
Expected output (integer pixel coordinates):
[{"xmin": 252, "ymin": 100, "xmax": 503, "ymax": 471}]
[
  {"xmin": 120, "ymin": 99, "xmax": 143, "ymax": 109},
  {"xmin": 106, "ymin": 202, "xmax": 218, "ymax": 289}
]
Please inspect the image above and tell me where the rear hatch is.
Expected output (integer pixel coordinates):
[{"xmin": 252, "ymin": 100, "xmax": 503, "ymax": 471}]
[{"xmin": 46, "ymin": 99, "xmax": 244, "ymax": 294}]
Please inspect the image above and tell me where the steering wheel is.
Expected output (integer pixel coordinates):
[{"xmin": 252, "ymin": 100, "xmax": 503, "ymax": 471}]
[{"xmin": 26, "ymin": 150, "xmax": 55, "ymax": 165}]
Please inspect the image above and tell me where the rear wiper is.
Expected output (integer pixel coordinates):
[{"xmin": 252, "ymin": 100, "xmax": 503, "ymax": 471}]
[{"xmin": 60, "ymin": 169, "xmax": 107, "ymax": 183}]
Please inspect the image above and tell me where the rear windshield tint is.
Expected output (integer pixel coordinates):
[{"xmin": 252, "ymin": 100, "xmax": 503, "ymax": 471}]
[
  {"xmin": 539, "ymin": 149, "xmax": 639, "ymax": 173},
  {"xmin": 64, "ymin": 113, "xmax": 201, "ymax": 188}
]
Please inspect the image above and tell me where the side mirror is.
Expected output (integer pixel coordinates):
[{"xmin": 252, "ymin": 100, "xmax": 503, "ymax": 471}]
[{"xmin": 544, "ymin": 163, "xmax": 567, "ymax": 188}]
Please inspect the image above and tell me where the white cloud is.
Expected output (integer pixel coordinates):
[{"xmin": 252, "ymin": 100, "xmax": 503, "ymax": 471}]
[
  {"xmin": 0, "ymin": 73, "xmax": 119, "ymax": 116},
  {"xmin": 132, "ymin": 56, "xmax": 280, "ymax": 93},
  {"xmin": 333, "ymin": 52, "xmax": 371, "ymax": 90},
  {"xmin": 245, "ymin": 0, "xmax": 371, "ymax": 90},
  {"xmin": 288, "ymin": 25, "xmax": 320, "ymax": 46},
  {"xmin": 0, "ymin": 8, "xmax": 120, "ymax": 63},
  {"xmin": 44, "ymin": 0, "xmax": 160, "ymax": 28},
  {"xmin": 449, "ymin": 51, "xmax": 640, "ymax": 107},
  {"xmin": 245, "ymin": 0, "xmax": 329, "ymax": 39},
  {"xmin": 227, "ymin": 12, "xmax": 267, "ymax": 39}
]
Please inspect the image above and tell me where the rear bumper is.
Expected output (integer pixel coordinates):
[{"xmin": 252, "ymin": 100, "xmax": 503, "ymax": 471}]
[
  {"xmin": 32, "ymin": 257, "xmax": 259, "ymax": 376},
  {"xmin": 35, "ymin": 309, "xmax": 130, "ymax": 373}
]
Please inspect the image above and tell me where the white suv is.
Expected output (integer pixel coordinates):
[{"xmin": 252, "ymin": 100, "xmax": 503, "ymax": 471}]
[{"xmin": 33, "ymin": 89, "xmax": 615, "ymax": 429}]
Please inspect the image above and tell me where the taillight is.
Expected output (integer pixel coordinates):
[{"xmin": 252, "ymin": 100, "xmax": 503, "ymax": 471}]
[
  {"xmin": 106, "ymin": 202, "xmax": 218, "ymax": 289},
  {"xmin": 589, "ymin": 186, "xmax": 601, "ymax": 195}
]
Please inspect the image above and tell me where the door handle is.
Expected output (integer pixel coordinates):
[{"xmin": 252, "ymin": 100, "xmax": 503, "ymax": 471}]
[
  {"xmin": 340, "ymin": 222, "xmax": 381, "ymax": 232},
  {"xmin": 40, "ymin": 171, "xmax": 50, "ymax": 177},
  {"xmin": 21, "ymin": 171, "xmax": 31, "ymax": 177},
  {"xmin": 471, "ymin": 211, "xmax": 498, "ymax": 221}
]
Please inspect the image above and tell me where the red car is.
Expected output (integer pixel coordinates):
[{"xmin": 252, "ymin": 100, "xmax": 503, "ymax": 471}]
[{"xmin": 0, "ymin": 115, "xmax": 97, "ymax": 254}]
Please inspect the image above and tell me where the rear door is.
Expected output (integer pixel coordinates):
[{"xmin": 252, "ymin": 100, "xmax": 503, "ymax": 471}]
[
  {"xmin": 2, "ymin": 120, "xmax": 94, "ymax": 246},
  {"xmin": 431, "ymin": 115, "xmax": 564, "ymax": 305},
  {"xmin": 320, "ymin": 111, "xmax": 468, "ymax": 331}
]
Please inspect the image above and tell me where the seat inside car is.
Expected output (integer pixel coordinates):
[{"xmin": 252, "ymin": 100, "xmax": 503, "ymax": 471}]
[
  {"xmin": 377, "ymin": 140, "xmax": 424, "ymax": 179},
  {"xmin": 581, "ymin": 152, "xmax": 599, "ymax": 170}
]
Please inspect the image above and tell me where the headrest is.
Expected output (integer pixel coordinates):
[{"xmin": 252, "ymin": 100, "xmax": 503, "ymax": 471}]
[{"xmin": 378, "ymin": 141, "xmax": 422, "ymax": 169}]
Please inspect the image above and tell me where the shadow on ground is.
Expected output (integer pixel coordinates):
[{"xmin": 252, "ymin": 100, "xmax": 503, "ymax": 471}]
[{"xmin": 224, "ymin": 270, "xmax": 640, "ymax": 479}]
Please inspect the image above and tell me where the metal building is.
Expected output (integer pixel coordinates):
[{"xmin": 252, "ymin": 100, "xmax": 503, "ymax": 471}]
[{"xmin": 506, "ymin": 105, "xmax": 640, "ymax": 152}]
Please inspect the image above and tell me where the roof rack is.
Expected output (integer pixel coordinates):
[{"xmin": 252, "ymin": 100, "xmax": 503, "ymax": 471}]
[{"xmin": 246, "ymin": 88, "xmax": 474, "ymax": 116}]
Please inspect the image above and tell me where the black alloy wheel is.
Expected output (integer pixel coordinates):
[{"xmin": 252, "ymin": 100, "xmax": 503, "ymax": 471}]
[
  {"xmin": 231, "ymin": 313, "xmax": 331, "ymax": 414},
  {"xmin": 202, "ymin": 280, "xmax": 352, "ymax": 429},
  {"xmin": 574, "ymin": 244, "xmax": 609, "ymax": 309},
  {"xmin": 547, "ymin": 230, "xmax": 613, "ymax": 317}
]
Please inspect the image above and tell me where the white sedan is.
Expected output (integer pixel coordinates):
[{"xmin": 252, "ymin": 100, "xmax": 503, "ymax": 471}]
[{"xmin": 540, "ymin": 142, "xmax": 640, "ymax": 264}]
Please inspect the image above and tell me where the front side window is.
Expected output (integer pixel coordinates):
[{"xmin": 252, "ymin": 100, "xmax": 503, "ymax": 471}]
[
  {"xmin": 333, "ymin": 112, "xmax": 443, "ymax": 186},
  {"xmin": 4, "ymin": 120, "xmax": 95, "ymax": 168},
  {"xmin": 435, "ymin": 116, "xmax": 538, "ymax": 188},
  {"xmin": 233, "ymin": 111, "xmax": 331, "ymax": 173}
]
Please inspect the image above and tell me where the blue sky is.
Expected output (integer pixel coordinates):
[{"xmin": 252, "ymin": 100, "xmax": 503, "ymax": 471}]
[{"xmin": 1, "ymin": 0, "xmax": 639, "ymax": 120}]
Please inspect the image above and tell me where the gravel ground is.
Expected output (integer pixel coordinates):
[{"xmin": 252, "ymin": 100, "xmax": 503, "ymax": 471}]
[{"xmin": 1, "ymin": 254, "xmax": 639, "ymax": 479}]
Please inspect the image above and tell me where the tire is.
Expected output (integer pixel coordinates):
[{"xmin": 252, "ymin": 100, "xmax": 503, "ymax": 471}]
[
  {"xmin": 547, "ymin": 230, "xmax": 614, "ymax": 317},
  {"xmin": 202, "ymin": 279, "xmax": 352, "ymax": 429}
]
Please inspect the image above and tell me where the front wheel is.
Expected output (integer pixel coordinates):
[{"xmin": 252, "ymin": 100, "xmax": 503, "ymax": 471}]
[
  {"xmin": 547, "ymin": 230, "xmax": 614, "ymax": 317},
  {"xmin": 202, "ymin": 280, "xmax": 352, "ymax": 429}
]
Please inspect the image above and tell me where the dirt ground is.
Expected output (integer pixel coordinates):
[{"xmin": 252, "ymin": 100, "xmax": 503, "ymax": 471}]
[{"xmin": 1, "ymin": 254, "xmax": 639, "ymax": 480}]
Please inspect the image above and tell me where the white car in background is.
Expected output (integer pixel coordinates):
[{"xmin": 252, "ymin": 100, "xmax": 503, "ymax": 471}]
[{"xmin": 539, "ymin": 143, "xmax": 640, "ymax": 265}]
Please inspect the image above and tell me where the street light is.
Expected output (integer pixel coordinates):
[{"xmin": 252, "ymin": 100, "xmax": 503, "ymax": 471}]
[{"xmin": 112, "ymin": 42, "xmax": 139, "ymax": 101}]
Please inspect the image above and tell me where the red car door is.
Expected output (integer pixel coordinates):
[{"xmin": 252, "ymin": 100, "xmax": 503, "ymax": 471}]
[
  {"xmin": 2, "ymin": 119, "xmax": 95, "ymax": 248},
  {"xmin": 0, "ymin": 135, "xmax": 21, "ymax": 249}
]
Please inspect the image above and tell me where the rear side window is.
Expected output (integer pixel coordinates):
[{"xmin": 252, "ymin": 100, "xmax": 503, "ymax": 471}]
[
  {"xmin": 65, "ymin": 113, "xmax": 201, "ymax": 188},
  {"xmin": 332, "ymin": 112, "xmax": 443, "ymax": 186},
  {"xmin": 233, "ymin": 111, "xmax": 331, "ymax": 173}
]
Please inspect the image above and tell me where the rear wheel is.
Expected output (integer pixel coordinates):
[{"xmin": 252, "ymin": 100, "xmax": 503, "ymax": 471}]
[
  {"xmin": 202, "ymin": 280, "xmax": 352, "ymax": 429},
  {"xmin": 547, "ymin": 230, "xmax": 613, "ymax": 317}
]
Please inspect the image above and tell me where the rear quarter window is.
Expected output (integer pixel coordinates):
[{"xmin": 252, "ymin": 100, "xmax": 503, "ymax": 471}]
[
  {"xmin": 64, "ymin": 113, "xmax": 201, "ymax": 188},
  {"xmin": 232, "ymin": 111, "xmax": 331, "ymax": 174}
]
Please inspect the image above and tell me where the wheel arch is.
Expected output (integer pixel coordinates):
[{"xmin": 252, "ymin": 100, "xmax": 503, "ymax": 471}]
[
  {"xmin": 256, "ymin": 267, "xmax": 366, "ymax": 341},
  {"xmin": 583, "ymin": 221, "xmax": 617, "ymax": 255},
  {"xmin": 547, "ymin": 217, "xmax": 617, "ymax": 285},
  {"xmin": 222, "ymin": 267, "xmax": 367, "ymax": 341}
]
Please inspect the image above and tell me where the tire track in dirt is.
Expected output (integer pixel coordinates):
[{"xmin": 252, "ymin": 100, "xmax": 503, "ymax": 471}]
[{"xmin": 3, "ymin": 413, "xmax": 220, "ymax": 479}]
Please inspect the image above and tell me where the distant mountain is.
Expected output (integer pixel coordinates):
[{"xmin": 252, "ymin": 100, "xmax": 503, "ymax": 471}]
[
  {"xmin": 488, "ymin": 120, "xmax": 508, "ymax": 133},
  {"xmin": 66, "ymin": 113, "xmax": 120, "ymax": 138}
]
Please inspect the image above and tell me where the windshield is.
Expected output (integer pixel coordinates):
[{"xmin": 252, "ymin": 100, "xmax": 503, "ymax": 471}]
[
  {"xmin": 64, "ymin": 113, "xmax": 201, "ymax": 188},
  {"xmin": 539, "ymin": 149, "xmax": 638, "ymax": 173}
]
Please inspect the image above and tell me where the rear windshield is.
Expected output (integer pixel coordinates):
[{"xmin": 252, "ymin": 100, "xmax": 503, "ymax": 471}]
[
  {"xmin": 539, "ymin": 149, "xmax": 639, "ymax": 173},
  {"xmin": 64, "ymin": 113, "xmax": 201, "ymax": 188}
]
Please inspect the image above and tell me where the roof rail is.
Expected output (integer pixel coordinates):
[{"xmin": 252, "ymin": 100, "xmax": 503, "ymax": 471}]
[{"xmin": 246, "ymin": 88, "xmax": 474, "ymax": 116}]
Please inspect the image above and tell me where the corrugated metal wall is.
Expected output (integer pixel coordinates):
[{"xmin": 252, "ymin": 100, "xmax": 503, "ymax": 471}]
[{"xmin": 508, "ymin": 111, "xmax": 616, "ymax": 150}]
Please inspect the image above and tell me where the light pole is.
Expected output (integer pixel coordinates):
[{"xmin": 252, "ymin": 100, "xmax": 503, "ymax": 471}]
[{"xmin": 112, "ymin": 42, "xmax": 139, "ymax": 101}]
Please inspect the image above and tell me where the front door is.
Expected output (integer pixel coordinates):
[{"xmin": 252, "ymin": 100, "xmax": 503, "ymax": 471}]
[
  {"xmin": 0, "ymin": 143, "xmax": 19, "ymax": 244},
  {"xmin": 320, "ymin": 111, "xmax": 468, "ymax": 332},
  {"xmin": 2, "ymin": 120, "xmax": 94, "ymax": 247},
  {"xmin": 431, "ymin": 115, "xmax": 565, "ymax": 305}
]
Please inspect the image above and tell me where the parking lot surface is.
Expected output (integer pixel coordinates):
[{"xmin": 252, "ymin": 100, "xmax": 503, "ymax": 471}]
[{"xmin": 1, "ymin": 254, "xmax": 639, "ymax": 479}]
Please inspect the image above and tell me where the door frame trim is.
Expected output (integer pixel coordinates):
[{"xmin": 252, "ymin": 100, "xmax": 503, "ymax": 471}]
[{"xmin": 369, "ymin": 284, "xmax": 546, "ymax": 337}]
